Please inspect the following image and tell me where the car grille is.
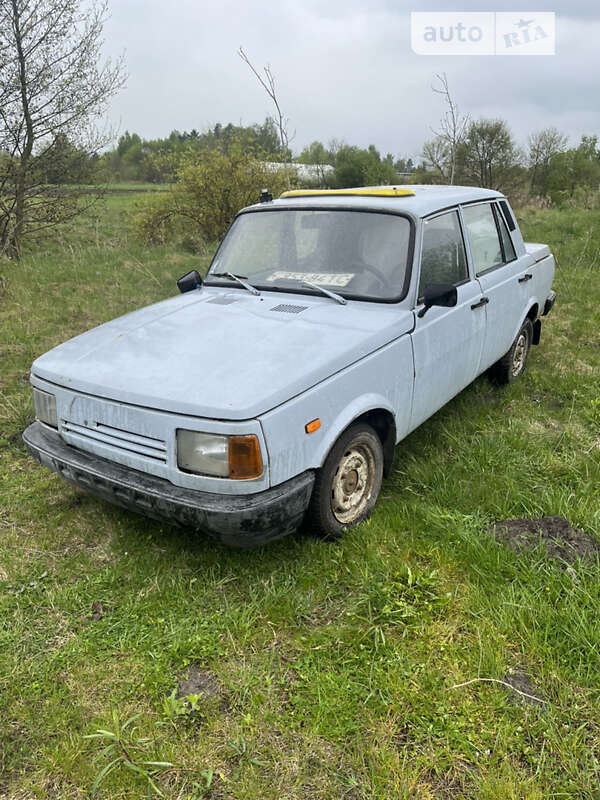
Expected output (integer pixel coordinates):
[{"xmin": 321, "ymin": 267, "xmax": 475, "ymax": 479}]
[{"xmin": 61, "ymin": 420, "xmax": 168, "ymax": 463}]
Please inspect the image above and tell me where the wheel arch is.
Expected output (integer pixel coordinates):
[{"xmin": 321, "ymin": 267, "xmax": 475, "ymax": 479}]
[
  {"xmin": 507, "ymin": 300, "xmax": 540, "ymax": 347},
  {"xmin": 526, "ymin": 303, "xmax": 541, "ymax": 345},
  {"xmin": 315, "ymin": 396, "xmax": 397, "ymax": 478}
]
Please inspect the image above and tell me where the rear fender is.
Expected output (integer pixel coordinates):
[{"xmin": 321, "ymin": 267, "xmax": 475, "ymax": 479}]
[{"xmin": 509, "ymin": 297, "xmax": 541, "ymax": 345}]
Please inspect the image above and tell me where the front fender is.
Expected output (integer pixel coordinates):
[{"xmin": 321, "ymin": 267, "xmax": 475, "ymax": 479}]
[
  {"xmin": 312, "ymin": 393, "xmax": 396, "ymax": 467},
  {"xmin": 259, "ymin": 334, "xmax": 414, "ymax": 488}
]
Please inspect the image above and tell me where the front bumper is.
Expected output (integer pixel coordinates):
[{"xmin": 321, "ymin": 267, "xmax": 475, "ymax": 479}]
[{"xmin": 23, "ymin": 422, "xmax": 314, "ymax": 547}]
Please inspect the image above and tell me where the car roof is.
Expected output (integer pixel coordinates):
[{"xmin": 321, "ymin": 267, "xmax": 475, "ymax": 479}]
[{"xmin": 253, "ymin": 185, "xmax": 505, "ymax": 219}]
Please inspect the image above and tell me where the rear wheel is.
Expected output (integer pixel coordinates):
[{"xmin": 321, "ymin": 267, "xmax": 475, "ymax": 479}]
[
  {"xmin": 490, "ymin": 318, "xmax": 533, "ymax": 385},
  {"xmin": 307, "ymin": 423, "xmax": 384, "ymax": 540}
]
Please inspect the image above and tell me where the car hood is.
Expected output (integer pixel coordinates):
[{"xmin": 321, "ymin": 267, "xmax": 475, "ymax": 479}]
[{"xmin": 32, "ymin": 288, "xmax": 414, "ymax": 420}]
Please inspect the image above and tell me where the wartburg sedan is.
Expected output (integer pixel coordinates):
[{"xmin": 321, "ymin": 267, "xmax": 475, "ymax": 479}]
[{"xmin": 24, "ymin": 186, "xmax": 556, "ymax": 546}]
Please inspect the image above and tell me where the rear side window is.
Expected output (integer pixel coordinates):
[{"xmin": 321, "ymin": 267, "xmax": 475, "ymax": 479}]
[
  {"xmin": 462, "ymin": 204, "xmax": 503, "ymax": 276},
  {"xmin": 495, "ymin": 205, "xmax": 517, "ymax": 263},
  {"xmin": 418, "ymin": 210, "xmax": 468, "ymax": 298},
  {"xmin": 499, "ymin": 199, "xmax": 516, "ymax": 231}
]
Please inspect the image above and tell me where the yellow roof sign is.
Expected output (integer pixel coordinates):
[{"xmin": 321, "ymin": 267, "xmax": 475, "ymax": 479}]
[{"xmin": 280, "ymin": 187, "xmax": 416, "ymax": 199}]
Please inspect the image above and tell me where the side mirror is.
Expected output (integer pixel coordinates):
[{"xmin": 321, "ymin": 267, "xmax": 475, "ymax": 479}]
[
  {"xmin": 177, "ymin": 270, "xmax": 202, "ymax": 294},
  {"xmin": 417, "ymin": 283, "xmax": 457, "ymax": 318}
]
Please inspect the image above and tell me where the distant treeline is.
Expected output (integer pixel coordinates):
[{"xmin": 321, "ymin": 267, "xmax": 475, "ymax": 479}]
[
  {"xmin": 100, "ymin": 118, "xmax": 416, "ymax": 188},
  {"xmin": 23, "ymin": 115, "xmax": 600, "ymax": 205}
]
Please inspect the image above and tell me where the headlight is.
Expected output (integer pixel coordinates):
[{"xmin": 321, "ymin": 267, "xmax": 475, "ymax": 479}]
[
  {"xmin": 176, "ymin": 430, "xmax": 263, "ymax": 479},
  {"xmin": 33, "ymin": 388, "xmax": 57, "ymax": 428}
]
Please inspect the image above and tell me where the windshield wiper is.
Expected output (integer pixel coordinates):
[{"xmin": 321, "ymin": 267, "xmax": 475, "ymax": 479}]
[
  {"xmin": 301, "ymin": 281, "xmax": 347, "ymax": 306},
  {"xmin": 209, "ymin": 272, "xmax": 261, "ymax": 296}
]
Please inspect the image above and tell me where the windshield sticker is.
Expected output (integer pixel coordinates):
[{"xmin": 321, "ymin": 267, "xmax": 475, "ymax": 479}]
[{"xmin": 266, "ymin": 271, "xmax": 354, "ymax": 287}]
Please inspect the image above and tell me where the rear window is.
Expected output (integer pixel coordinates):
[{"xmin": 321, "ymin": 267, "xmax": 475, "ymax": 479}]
[
  {"xmin": 495, "ymin": 205, "xmax": 517, "ymax": 262},
  {"xmin": 499, "ymin": 199, "xmax": 516, "ymax": 232},
  {"xmin": 462, "ymin": 204, "xmax": 503, "ymax": 276}
]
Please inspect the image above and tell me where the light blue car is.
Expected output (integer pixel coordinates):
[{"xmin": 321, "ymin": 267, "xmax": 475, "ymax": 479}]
[{"xmin": 24, "ymin": 186, "xmax": 556, "ymax": 546}]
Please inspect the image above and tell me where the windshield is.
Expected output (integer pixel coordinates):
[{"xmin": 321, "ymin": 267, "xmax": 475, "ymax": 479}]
[{"xmin": 206, "ymin": 209, "xmax": 412, "ymax": 301}]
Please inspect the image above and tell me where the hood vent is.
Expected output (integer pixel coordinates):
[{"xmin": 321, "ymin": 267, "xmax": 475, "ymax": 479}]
[{"xmin": 270, "ymin": 304, "xmax": 308, "ymax": 314}]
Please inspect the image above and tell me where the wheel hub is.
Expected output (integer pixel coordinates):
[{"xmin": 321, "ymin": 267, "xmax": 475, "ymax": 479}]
[
  {"xmin": 512, "ymin": 332, "xmax": 528, "ymax": 376},
  {"xmin": 331, "ymin": 444, "xmax": 376, "ymax": 524},
  {"xmin": 342, "ymin": 469, "xmax": 359, "ymax": 494}
]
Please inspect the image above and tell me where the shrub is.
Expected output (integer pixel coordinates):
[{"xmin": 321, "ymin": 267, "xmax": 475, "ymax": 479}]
[{"xmin": 133, "ymin": 142, "xmax": 290, "ymax": 247}]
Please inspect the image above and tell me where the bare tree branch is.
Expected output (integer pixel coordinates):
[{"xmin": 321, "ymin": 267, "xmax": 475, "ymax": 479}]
[
  {"xmin": 450, "ymin": 677, "xmax": 547, "ymax": 705},
  {"xmin": 238, "ymin": 46, "xmax": 293, "ymax": 189},
  {"xmin": 429, "ymin": 72, "xmax": 469, "ymax": 185}
]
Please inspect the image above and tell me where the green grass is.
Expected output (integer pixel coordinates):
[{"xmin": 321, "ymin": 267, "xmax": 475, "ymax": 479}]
[{"xmin": 0, "ymin": 197, "xmax": 599, "ymax": 799}]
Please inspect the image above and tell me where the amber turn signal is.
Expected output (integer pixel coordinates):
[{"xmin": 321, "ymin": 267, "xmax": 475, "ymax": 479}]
[
  {"xmin": 305, "ymin": 418, "xmax": 321, "ymax": 434},
  {"xmin": 228, "ymin": 435, "xmax": 263, "ymax": 479}
]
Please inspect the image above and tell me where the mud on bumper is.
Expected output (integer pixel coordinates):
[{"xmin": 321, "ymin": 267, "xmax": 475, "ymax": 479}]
[
  {"xmin": 23, "ymin": 422, "xmax": 314, "ymax": 547},
  {"xmin": 543, "ymin": 290, "xmax": 556, "ymax": 316}
]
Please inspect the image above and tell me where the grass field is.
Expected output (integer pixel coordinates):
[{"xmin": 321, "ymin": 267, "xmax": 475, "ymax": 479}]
[{"xmin": 0, "ymin": 194, "xmax": 599, "ymax": 799}]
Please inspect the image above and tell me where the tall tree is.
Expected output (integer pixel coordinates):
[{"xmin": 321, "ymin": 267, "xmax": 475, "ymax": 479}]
[
  {"xmin": 334, "ymin": 145, "xmax": 398, "ymax": 188},
  {"xmin": 421, "ymin": 136, "xmax": 452, "ymax": 183},
  {"xmin": 460, "ymin": 119, "xmax": 523, "ymax": 192},
  {"xmin": 528, "ymin": 127, "xmax": 568, "ymax": 196},
  {"xmin": 297, "ymin": 141, "xmax": 334, "ymax": 185},
  {"xmin": 0, "ymin": 0, "xmax": 125, "ymax": 257},
  {"xmin": 546, "ymin": 135, "xmax": 600, "ymax": 201}
]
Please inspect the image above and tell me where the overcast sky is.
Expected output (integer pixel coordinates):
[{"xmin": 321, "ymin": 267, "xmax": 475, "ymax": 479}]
[{"xmin": 102, "ymin": 0, "xmax": 599, "ymax": 160}]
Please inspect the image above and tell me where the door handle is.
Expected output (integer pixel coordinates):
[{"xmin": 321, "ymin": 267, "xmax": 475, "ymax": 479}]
[
  {"xmin": 471, "ymin": 297, "xmax": 489, "ymax": 310},
  {"xmin": 518, "ymin": 273, "xmax": 533, "ymax": 283}
]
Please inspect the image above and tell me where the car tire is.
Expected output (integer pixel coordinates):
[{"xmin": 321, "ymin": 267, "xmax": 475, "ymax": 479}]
[
  {"xmin": 490, "ymin": 318, "xmax": 534, "ymax": 385},
  {"xmin": 306, "ymin": 423, "xmax": 384, "ymax": 541}
]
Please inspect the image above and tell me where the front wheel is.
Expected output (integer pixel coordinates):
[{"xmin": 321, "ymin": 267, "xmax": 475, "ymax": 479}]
[
  {"xmin": 307, "ymin": 423, "xmax": 384, "ymax": 540},
  {"xmin": 489, "ymin": 318, "xmax": 533, "ymax": 385}
]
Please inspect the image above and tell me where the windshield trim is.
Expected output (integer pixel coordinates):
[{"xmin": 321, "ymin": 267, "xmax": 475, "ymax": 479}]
[{"xmin": 204, "ymin": 205, "xmax": 417, "ymax": 305}]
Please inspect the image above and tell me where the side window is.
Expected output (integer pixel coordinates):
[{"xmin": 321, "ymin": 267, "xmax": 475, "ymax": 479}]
[
  {"xmin": 418, "ymin": 211, "xmax": 468, "ymax": 299},
  {"xmin": 462, "ymin": 203, "xmax": 503, "ymax": 276},
  {"xmin": 499, "ymin": 199, "xmax": 516, "ymax": 231},
  {"xmin": 495, "ymin": 205, "xmax": 517, "ymax": 263}
]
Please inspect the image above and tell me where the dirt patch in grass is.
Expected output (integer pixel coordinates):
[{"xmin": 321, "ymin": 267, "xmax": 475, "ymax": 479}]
[
  {"xmin": 421, "ymin": 767, "xmax": 471, "ymax": 799},
  {"xmin": 492, "ymin": 516, "xmax": 600, "ymax": 564},
  {"xmin": 90, "ymin": 601, "xmax": 107, "ymax": 621},
  {"xmin": 503, "ymin": 668, "xmax": 545, "ymax": 706},
  {"xmin": 176, "ymin": 665, "xmax": 223, "ymax": 702}
]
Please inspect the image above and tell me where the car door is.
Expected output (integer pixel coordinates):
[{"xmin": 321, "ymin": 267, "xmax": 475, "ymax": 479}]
[
  {"xmin": 409, "ymin": 209, "xmax": 486, "ymax": 431},
  {"xmin": 461, "ymin": 201, "xmax": 531, "ymax": 371}
]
